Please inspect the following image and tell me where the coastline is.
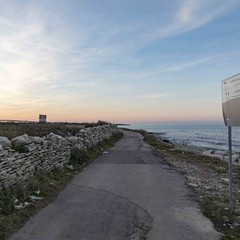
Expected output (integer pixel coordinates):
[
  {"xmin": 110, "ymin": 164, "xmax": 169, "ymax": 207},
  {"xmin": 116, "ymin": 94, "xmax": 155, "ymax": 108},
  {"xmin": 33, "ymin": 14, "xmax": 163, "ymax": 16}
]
[
  {"xmin": 152, "ymin": 133, "xmax": 240, "ymax": 165},
  {"xmin": 127, "ymin": 123, "xmax": 240, "ymax": 155}
]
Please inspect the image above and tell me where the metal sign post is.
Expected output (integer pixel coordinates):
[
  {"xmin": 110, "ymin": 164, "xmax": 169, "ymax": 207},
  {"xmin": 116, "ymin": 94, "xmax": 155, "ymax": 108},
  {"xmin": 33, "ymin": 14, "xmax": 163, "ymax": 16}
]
[
  {"xmin": 222, "ymin": 73, "xmax": 240, "ymax": 210},
  {"xmin": 228, "ymin": 126, "xmax": 233, "ymax": 210}
]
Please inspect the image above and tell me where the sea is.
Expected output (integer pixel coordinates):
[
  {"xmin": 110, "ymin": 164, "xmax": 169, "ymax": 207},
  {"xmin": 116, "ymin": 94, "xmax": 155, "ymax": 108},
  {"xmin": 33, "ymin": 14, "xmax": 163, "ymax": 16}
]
[{"xmin": 126, "ymin": 123, "xmax": 240, "ymax": 153}]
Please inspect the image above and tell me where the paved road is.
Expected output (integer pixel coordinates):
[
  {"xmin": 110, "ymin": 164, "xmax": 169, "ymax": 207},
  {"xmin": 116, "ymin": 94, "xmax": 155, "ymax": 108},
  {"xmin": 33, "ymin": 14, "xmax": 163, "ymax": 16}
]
[{"xmin": 10, "ymin": 130, "xmax": 221, "ymax": 240}]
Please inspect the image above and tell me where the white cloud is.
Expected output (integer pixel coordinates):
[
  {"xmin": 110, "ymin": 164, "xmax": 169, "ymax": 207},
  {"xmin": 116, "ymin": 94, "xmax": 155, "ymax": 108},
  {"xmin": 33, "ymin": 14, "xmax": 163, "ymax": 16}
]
[
  {"xmin": 146, "ymin": 0, "xmax": 240, "ymax": 42},
  {"xmin": 177, "ymin": 0, "xmax": 199, "ymax": 23}
]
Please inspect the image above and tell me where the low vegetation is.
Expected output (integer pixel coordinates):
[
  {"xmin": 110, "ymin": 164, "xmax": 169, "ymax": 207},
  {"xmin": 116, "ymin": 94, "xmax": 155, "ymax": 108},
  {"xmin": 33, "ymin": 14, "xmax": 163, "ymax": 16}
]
[
  {"xmin": 0, "ymin": 131, "xmax": 123, "ymax": 240},
  {"xmin": 0, "ymin": 120, "xmax": 110, "ymax": 139}
]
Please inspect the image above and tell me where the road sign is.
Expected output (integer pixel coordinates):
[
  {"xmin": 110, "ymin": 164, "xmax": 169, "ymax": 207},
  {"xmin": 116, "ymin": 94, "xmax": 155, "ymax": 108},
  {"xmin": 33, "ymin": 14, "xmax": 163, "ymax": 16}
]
[
  {"xmin": 221, "ymin": 73, "xmax": 240, "ymax": 210},
  {"xmin": 222, "ymin": 74, "xmax": 240, "ymax": 126}
]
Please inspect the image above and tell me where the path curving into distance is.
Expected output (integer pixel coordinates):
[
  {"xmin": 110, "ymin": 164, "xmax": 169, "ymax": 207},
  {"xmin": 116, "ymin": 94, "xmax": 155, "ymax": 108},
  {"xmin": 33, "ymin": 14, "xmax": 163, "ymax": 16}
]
[{"xmin": 10, "ymin": 130, "xmax": 221, "ymax": 240}]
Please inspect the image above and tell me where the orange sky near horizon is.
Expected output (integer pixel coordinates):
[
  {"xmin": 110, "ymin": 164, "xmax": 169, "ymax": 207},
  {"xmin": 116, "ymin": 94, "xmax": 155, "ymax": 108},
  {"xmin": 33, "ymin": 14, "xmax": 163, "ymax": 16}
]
[{"xmin": 0, "ymin": 1, "xmax": 239, "ymax": 125}]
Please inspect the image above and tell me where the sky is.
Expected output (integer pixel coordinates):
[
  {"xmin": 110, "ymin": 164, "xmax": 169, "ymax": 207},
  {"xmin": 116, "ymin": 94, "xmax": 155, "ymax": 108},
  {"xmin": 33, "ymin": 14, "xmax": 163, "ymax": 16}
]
[{"xmin": 1, "ymin": 0, "xmax": 240, "ymax": 124}]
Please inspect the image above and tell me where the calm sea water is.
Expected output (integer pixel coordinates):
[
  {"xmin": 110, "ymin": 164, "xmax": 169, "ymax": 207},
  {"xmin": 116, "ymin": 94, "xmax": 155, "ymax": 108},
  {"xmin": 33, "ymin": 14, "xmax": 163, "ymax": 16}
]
[{"xmin": 126, "ymin": 123, "xmax": 240, "ymax": 152}]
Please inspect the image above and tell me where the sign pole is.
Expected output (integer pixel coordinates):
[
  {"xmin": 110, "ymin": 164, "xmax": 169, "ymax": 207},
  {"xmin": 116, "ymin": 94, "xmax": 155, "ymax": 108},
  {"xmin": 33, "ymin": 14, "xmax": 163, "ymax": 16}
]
[
  {"xmin": 221, "ymin": 74, "xmax": 240, "ymax": 210},
  {"xmin": 228, "ymin": 126, "xmax": 233, "ymax": 210}
]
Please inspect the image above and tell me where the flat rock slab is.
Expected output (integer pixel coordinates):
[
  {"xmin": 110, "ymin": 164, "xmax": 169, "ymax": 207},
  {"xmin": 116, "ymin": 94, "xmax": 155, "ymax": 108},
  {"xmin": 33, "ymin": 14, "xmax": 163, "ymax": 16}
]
[{"xmin": 10, "ymin": 130, "xmax": 221, "ymax": 240}]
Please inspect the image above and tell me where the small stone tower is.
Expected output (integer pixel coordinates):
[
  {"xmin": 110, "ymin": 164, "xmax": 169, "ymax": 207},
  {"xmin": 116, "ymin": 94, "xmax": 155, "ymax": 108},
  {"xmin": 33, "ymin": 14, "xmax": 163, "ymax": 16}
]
[{"xmin": 39, "ymin": 114, "xmax": 47, "ymax": 123}]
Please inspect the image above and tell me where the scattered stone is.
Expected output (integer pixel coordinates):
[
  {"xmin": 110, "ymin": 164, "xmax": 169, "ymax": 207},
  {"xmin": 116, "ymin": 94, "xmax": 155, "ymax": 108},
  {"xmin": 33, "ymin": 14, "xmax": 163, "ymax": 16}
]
[
  {"xmin": 35, "ymin": 190, "xmax": 40, "ymax": 195},
  {"xmin": 221, "ymin": 178, "xmax": 229, "ymax": 183},
  {"xmin": 30, "ymin": 196, "xmax": 44, "ymax": 201},
  {"xmin": 15, "ymin": 202, "xmax": 30, "ymax": 210},
  {"xmin": 66, "ymin": 165, "xmax": 74, "ymax": 170},
  {"xmin": 233, "ymin": 223, "xmax": 239, "ymax": 227},
  {"xmin": 188, "ymin": 183, "xmax": 198, "ymax": 188}
]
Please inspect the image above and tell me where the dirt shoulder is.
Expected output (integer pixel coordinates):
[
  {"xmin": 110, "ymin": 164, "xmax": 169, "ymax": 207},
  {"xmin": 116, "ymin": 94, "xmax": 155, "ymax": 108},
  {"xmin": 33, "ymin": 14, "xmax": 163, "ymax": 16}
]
[{"xmin": 140, "ymin": 130, "xmax": 240, "ymax": 240}]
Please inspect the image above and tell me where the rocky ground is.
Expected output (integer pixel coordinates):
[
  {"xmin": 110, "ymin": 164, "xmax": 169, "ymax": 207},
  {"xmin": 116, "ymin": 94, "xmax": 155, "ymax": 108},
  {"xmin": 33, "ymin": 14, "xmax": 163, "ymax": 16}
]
[{"xmin": 141, "ymin": 131, "xmax": 240, "ymax": 239}]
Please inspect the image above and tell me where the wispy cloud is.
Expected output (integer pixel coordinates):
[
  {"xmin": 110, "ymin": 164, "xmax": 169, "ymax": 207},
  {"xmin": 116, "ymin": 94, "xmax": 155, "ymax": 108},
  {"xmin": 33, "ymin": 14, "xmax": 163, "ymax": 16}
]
[
  {"xmin": 141, "ymin": 93, "xmax": 170, "ymax": 99},
  {"xmin": 0, "ymin": 5, "xmax": 103, "ymax": 105},
  {"xmin": 148, "ymin": 0, "xmax": 240, "ymax": 41},
  {"xmin": 158, "ymin": 56, "xmax": 217, "ymax": 73},
  {"xmin": 0, "ymin": 0, "xmax": 239, "ymax": 121}
]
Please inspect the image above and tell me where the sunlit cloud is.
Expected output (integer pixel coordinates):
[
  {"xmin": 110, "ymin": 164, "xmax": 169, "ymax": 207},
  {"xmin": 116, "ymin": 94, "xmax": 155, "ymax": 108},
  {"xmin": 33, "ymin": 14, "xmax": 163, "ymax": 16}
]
[
  {"xmin": 0, "ymin": 0, "xmax": 239, "ymax": 122},
  {"xmin": 141, "ymin": 93, "xmax": 170, "ymax": 99}
]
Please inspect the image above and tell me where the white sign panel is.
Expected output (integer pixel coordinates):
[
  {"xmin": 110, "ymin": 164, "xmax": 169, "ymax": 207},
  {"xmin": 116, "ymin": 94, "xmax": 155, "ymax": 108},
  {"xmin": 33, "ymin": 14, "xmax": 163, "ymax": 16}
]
[{"xmin": 222, "ymin": 74, "xmax": 240, "ymax": 126}]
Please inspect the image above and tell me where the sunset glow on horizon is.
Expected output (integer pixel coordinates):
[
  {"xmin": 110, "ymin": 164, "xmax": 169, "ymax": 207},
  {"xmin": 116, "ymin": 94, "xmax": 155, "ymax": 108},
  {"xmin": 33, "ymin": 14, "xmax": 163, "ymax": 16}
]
[{"xmin": 1, "ymin": 1, "xmax": 240, "ymax": 124}]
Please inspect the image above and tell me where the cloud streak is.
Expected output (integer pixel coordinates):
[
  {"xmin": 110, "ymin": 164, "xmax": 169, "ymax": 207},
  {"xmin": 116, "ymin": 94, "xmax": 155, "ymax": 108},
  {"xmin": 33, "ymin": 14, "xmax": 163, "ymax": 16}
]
[
  {"xmin": 0, "ymin": 0, "xmax": 239, "ymax": 122},
  {"xmin": 148, "ymin": 0, "xmax": 240, "ymax": 42}
]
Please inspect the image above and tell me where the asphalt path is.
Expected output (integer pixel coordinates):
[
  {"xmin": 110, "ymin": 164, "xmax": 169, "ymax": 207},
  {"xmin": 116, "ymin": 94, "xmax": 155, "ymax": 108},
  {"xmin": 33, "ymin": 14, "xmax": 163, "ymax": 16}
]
[{"xmin": 10, "ymin": 130, "xmax": 221, "ymax": 240}]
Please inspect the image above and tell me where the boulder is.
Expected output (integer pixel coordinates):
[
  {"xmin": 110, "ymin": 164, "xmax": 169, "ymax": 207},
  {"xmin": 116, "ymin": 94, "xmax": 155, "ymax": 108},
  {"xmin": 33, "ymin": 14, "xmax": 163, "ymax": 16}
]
[
  {"xmin": 45, "ymin": 133, "xmax": 64, "ymax": 144},
  {"xmin": 67, "ymin": 136, "xmax": 78, "ymax": 144},
  {"xmin": 29, "ymin": 136, "xmax": 43, "ymax": 144},
  {"xmin": 11, "ymin": 134, "xmax": 31, "ymax": 147},
  {"xmin": 29, "ymin": 137, "xmax": 43, "ymax": 144},
  {"xmin": 0, "ymin": 136, "xmax": 12, "ymax": 149}
]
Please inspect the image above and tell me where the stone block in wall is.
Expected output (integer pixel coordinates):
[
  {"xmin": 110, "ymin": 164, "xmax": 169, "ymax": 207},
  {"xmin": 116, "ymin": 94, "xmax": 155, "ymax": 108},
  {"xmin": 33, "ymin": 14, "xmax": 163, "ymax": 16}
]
[
  {"xmin": 0, "ymin": 136, "xmax": 12, "ymax": 149},
  {"xmin": 0, "ymin": 150, "xmax": 7, "ymax": 157},
  {"xmin": 25, "ymin": 164, "xmax": 35, "ymax": 173},
  {"xmin": 26, "ymin": 143, "xmax": 37, "ymax": 152},
  {"xmin": 11, "ymin": 134, "xmax": 31, "ymax": 147},
  {"xmin": 29, "ymin": 136, "xmax": 43, "ymax": 144},
  {"xmin": 0, "ymin": 161, "xmax": 8, "ymax": 168},
  {"xmin": 44, "ymin": 133, "xmax": 66, "ymax": 145},
  {"xmin": 12, "ymin": 151, "xmax": 20, "ymax": 158},
  {"xmin": 22, "ymin": 172, "xmax": 31, "ymax": 182},
  {"xmin": 8, "ymin": 173, "xmax": 17, "ymax": 181},
  {"xmin": 0, "ymin": 170, "xmax": 7, "ymax": 179},
  {"xmin": 16, "ymin": 165, "xmax": 27, "ymax": 176},
  {"xmin": 0, "ymin": 124, "xmax": 118, "ymax": 190}
]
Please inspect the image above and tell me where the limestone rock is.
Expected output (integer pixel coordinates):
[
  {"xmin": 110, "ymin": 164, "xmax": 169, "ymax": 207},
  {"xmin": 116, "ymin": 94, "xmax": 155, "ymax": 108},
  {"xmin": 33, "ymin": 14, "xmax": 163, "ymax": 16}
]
[
  {"xmin": 11, "ymin": 134, "xmax": 31, "ymax": 147},
  {"xmin": 0, "ymin": 124, "xmax": 118, "ymax": 189},
  {"xmin": 0, "ymin": 136, "xmax": 12, "ymax": 149},
  {"xmin": 67, "ymin": 136, "xmax": 78, "ymax": 144},
  {"xmin": 29, "ymin": 136, "xmax": 43, "ymax": 144},
  {"xmin": 45, "ymin": 133, "xmax": 64, "ymax": 144}
]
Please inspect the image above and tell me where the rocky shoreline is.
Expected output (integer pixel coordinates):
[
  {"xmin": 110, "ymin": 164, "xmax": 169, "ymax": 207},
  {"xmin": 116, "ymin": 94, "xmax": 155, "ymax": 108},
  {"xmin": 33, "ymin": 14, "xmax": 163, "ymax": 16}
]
[{"xmin": 156, "ymin": 134, "xmax": 240, "ymax": 165}]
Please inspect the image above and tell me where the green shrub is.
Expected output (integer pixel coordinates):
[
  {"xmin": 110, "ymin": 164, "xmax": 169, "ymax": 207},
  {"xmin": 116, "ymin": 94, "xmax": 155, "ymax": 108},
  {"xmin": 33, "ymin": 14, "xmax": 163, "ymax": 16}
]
[
  {"xmin": 0, "ymin": 189, "xmax": 15, "ymax": 215},
  {"xmin": 13, "ymin": 145, "xmax": 28, "ymax": 153},
  {"xmin": 70, "ymin": 149, "xmax": 90, "ymax": 166}
]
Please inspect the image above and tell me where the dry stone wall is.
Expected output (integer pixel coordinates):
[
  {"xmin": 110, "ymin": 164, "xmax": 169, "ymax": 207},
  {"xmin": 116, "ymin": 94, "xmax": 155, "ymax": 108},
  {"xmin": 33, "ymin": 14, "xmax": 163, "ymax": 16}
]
[{"xmin": 0, "ymin": 124, "xmax": 118, "ymax": 190}]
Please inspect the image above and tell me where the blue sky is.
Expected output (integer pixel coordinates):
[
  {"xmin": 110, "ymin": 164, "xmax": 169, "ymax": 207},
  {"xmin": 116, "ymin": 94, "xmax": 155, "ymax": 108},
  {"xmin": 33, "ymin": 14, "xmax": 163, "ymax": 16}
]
[{"xmin": 1, "ymin": 0, "xmax": 240, "ymax": 123}]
